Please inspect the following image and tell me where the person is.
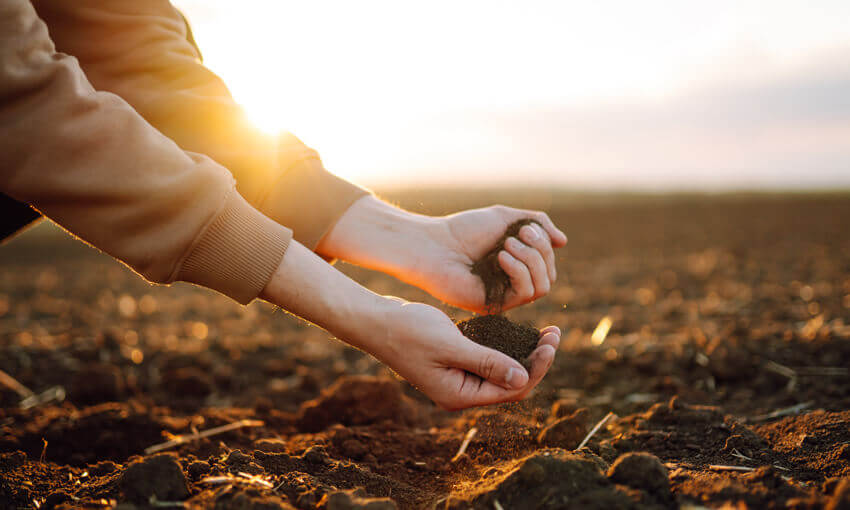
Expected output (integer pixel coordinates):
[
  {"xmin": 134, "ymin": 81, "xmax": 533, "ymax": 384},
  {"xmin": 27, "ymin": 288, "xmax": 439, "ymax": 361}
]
[{"xmin": 0, "ymin": 0, "xmax": 568, "ymax": 410}]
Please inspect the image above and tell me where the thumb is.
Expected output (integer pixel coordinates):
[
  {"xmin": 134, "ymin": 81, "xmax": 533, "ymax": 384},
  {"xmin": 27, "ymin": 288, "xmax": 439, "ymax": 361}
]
[{"xmin": 450, "ymin": 339, "xmax": 529, "ymax": 390}]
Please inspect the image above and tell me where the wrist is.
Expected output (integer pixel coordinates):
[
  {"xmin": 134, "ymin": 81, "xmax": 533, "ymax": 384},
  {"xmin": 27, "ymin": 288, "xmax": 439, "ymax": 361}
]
[{"xmin": 317, "ymin": 195, "xmax": 446, "ymax": 280}]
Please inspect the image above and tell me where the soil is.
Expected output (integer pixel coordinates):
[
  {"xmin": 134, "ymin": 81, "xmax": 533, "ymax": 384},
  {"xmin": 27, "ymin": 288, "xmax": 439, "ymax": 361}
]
[
  {"xmin": 1, "ymin": 192, "xmax": 850, "ymax": 509},
  {"xmin": 470, "ymin": 218, "xmax": 542, "ymax": 310},
  {"xmin": 456, "ymin": 315, "xmax": 539, "ymax": 368}
]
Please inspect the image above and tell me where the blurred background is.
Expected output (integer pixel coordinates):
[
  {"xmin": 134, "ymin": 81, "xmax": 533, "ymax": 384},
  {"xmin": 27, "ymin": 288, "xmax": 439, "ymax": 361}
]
[{"xmin": 174, "ymin": 0, "xmax": 850, "ymax": 190}]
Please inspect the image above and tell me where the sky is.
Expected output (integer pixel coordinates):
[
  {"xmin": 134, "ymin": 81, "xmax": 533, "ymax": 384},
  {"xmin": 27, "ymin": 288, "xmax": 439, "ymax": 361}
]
[{"xmin": 172, "ymin": 1, "xmax": 850, "ymax": 190}]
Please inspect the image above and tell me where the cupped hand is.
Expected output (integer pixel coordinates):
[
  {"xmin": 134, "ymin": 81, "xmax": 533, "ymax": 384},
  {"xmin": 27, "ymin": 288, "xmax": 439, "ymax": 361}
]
[
  {"xmin": 369, "ymin": 299, "xmax": 561, "ymax": 410},
  {"xmin": 415, "ymin": 205, "xmax": 567, "ymax": 314}
]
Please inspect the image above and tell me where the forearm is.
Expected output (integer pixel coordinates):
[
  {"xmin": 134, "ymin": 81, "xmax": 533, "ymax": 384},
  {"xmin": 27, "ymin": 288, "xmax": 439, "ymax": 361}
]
[
  {"xmin": 259, "ymin": 240, "xmax": 391, "ymax": 356},
  {"xmin": 0, "ymin": 0, "xmax": 290, "ymax": 304},
  {"xmin": 316, "ymin": 195, "xmax": 445, "ymax": 280}
]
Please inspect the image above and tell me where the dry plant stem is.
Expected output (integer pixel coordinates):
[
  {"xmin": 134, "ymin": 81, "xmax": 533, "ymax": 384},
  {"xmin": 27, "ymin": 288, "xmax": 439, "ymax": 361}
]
[
  {"xmin": 19, "ymin": 386, "xmax": 66, "ymax": 410},
  {"xmin": 575, "ymin": 411, "xmax": 615, "ymax": 451},
  {"xmin": 0, "ymin": 368, "xmax": 34, "ymax": 398},
  {"xmin": 149, "ymin": 496, "xmax": 185, "ymax": 508},
  {"xmin": 144, "ymin": 419, "xmax": 264, "ymax": 454},
  {"xmin": 747, "ymin": 401, "xmax": 814, "ymax": 423},
  {"xmin": 451, "ymin": 427, "xmax": 478, "ymax": 463},
  {"xmin": 709, "ymin": 465, "xmax": 756, "ymax": 472},
  {"xmin": 764, "ymin": 360, "xmax": 797, "ymax": 379}
]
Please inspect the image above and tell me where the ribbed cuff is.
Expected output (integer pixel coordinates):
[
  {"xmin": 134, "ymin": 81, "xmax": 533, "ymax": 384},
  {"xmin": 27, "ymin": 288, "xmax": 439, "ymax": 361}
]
[{"xmin": 176, "ymin": 190, "xmax": 292, "ymax": 304}]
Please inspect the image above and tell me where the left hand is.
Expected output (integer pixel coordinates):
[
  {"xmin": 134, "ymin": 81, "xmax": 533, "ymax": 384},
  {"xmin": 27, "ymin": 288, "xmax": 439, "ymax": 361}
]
[
  {"xmin": 414, "ymin": 205, "xmax": 567, "ymax": 313},
  {"xmin": 317, "ymin": 196, "xmax": 567, "ymax": 313}
]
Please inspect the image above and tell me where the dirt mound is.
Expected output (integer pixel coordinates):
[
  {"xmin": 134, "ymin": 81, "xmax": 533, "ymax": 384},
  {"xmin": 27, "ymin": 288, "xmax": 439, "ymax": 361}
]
[
  {"xmin": 296, "ymin": 376, "xmax": 420, "ymax": 433},
  {"xmin": 447, "ymin": 449, "xmax": 636, "ymax": 509},
  {"xmin": 471, "ymin": 218, "xmax": 542, "ymax": 309},
  {"xmin": 456, "ymin": 315, "xmax": 538, "ymax": 368},
  {"xmin": 607, "ymin": 452, "xmax": 672, "ymax": 504}
]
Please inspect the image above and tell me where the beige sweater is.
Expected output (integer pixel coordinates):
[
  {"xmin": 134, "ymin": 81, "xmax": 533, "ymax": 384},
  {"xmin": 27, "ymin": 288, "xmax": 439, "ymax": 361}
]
[{"xmin": 0, "ymin": 0, "xmax": 368, "ymax": 303}]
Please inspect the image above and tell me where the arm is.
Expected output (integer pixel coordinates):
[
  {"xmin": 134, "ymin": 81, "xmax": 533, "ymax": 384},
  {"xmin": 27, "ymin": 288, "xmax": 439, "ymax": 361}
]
[
  {"xmin": 317, "ymin": 195, "xmax": 568, "ymax": 313},
  {"xmin": 260, "ymin": 241, "xmax": 561, "ymax": 410},
  {"xmin": 32, "ymin": 0, "xmax": 369, "ymax": 250},
  {"xmin": 0, "ymin": 0, "xmax": 289, "ymax": 304}
]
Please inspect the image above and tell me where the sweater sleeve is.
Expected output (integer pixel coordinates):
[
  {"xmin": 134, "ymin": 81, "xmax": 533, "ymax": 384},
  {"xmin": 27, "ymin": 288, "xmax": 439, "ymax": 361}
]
[
  {"xmin": 0, "ymin": 0, "xmax": 291, "ymax": 304},
  {"xmin": 32, "ymin": 0, "xmax": 370, "ymax": 251}
]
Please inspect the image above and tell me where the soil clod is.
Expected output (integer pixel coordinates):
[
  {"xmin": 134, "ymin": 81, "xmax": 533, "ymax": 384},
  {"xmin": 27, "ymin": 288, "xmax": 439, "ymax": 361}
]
[
  {"xmin": 607, "ymin": 452, "xmax": 671, "ymax": 499},
  {"xmin": 537, "ymin": 408, "xmax": 589, "ymax": 449},
  {"xmin": 119, "ymin": 453, "xmax": 189, "ymax": 503},
  {"xmin": 296, "ymin": 376, "xmax": 420, "ymax": 433},
  {"xmin": 456, "ymin": 315, "xmax": 538, "ymax": 369}
]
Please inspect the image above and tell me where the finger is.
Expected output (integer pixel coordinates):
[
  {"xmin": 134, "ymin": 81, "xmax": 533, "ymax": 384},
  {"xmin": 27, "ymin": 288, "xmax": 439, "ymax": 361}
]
[
  {"xmin": 513, "ymin": 343, "xmax": 557, "ymax": 400},
  {"xmin": 444, "ymin": 343, "xmax": 557, "ymax": 409},
  {"xmin": 498, "ymin": 250, "xmax": 534, "ymax": 305},
  {"xmin": 450, "ymin": 338, "xmax": 529, "ymax": 390},
  {"xmin": 538, "ymin": 330, "xmax": 560, "ymax": 350},
  {"xmin": 446, "ymin": 373, "xmax": 518, "ymax": 410},
  {"xmin": 540, "ymin": 325, "xmax": 561, "ymax": 337},
  {"xmin": 530, "ymin": 211, "xmax": 567, "ymax": 247},
  {"xmin": 519, "ymin": 223, "xmax": 557, "ymax": 282},
  {"xmin": 504, "ymin": 237, "xmax": 550, "ymax": 299}
]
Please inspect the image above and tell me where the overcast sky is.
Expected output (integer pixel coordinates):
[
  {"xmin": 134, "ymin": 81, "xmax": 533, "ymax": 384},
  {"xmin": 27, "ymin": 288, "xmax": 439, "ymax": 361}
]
[{"xmin": 173, "ymin": 1, "xmax": 850, "ymax": 190}]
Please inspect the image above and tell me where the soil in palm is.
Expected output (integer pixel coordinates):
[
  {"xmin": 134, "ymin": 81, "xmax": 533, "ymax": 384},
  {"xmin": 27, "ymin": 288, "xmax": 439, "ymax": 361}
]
[{"xmin": 456, "ymin": 315, "xmax": 538, "ymax": 369}]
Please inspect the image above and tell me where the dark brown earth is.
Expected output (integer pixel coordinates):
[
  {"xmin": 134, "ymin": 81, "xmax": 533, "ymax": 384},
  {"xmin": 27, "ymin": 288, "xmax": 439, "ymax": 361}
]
[
  {"xmin": 470, "ymin": 218, "xmax": 542, "ymax": 309},
  {"xmin": 456, "ymin": 315, "xmax": 538, "ymax": 369},
  {"xmin": 1, "ymin": 191, "xmax": 850, "ymax": 509}
]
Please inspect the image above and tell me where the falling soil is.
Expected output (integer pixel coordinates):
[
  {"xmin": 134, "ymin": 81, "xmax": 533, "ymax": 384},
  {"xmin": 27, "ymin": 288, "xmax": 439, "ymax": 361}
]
[
  {"xmin": 456, "ymin": 315, "xmax": 539, "ymax": 369},
  {"xmin": 2, "ymin": 193, "xmax": 850, "ymax": 509},
  {"xmin": 470, "ymin": 218, "xmax": 542, "ymax": 310}
]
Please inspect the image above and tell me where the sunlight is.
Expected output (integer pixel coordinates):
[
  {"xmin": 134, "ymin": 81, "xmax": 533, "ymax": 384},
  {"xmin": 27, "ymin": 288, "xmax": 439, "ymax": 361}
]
[{"xmin": 171, "ymin": 0, "xmax": 850, "ymax": 189}]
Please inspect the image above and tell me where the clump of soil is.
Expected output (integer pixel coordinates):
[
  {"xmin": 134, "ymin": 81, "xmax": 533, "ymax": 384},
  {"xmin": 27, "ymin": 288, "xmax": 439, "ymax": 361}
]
[
  {"xmin": 119, "ymin": 453, "xmax": 189, "ymax": 503},
  {"xmin": 447, "ymin": 449, "xmax": 634, "ymax": 509},
  {"xmin": 537, "ymin": 408, "xmax": 589, "ymax": 449},
  {"xmin": 296, "ymin": 376, "xmax": 420, "ymax": 433},
  {"xmin": 471, "ymin": 218, "xmax": 542, "ymax": 309},
  {"xmin": 457, "ymin": 315, "xmax": 538, "ymax": 369},
  {"xmin": 607, "ymin": 452, "xmax": 671, "ymax": 500}
]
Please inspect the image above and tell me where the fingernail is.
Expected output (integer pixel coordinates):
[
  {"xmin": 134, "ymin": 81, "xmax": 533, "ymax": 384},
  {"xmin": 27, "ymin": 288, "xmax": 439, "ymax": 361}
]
[
  {"xmin": 507, "ymin": 237, "xmax": 521, "ymax": 248},
  {"xmin": 506, "ymin": 367, "xmax": 527, "ymax": 389}
]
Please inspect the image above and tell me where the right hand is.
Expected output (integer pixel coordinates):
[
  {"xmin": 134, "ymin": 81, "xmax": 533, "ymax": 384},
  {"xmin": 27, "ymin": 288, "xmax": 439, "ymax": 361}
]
[{"xmin": 366, "ymin": 298, "xmax": 561, "ymax": 410}]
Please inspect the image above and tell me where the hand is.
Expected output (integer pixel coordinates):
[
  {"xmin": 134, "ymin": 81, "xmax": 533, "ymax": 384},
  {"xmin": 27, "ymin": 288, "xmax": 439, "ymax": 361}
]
[
  {"xmin": 260, "ymin": 241, "xmax": 562, "ymax": 410},
  {"xmin": 417, "ymin": 205, "xmax": 567, "ymax": 313},
  {"xmin": 317, "ymin": 197, "xmax": 567, "ymax": 314},
  {"xmin": 368, "ymin": 299, "xmax": 562, "ymax": 410}
]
